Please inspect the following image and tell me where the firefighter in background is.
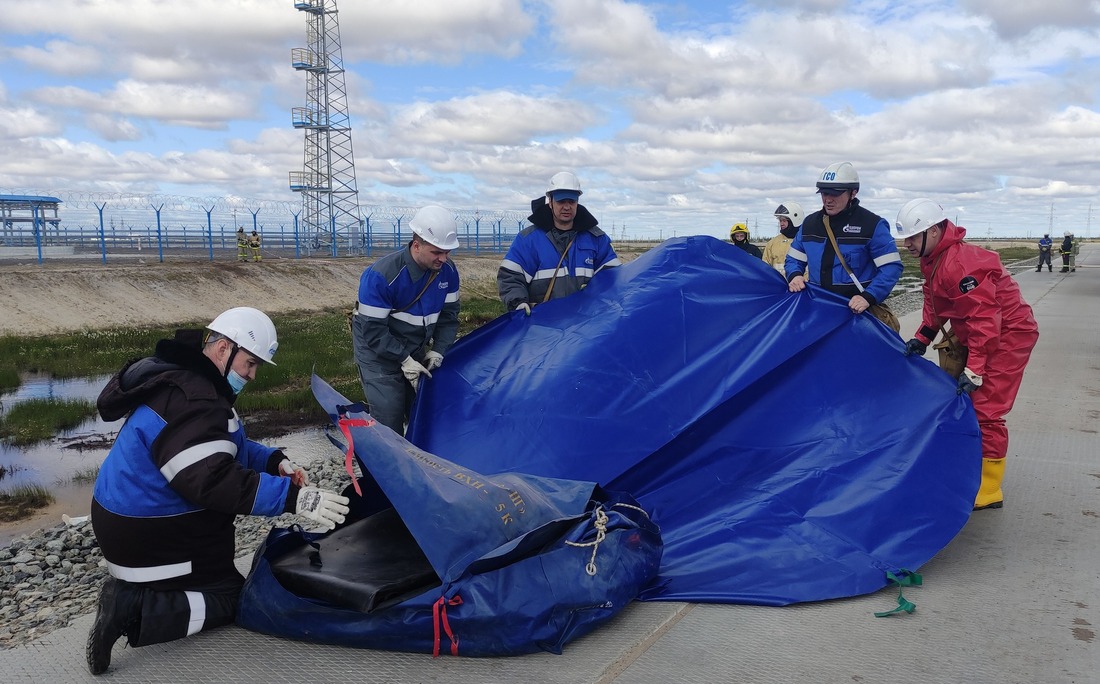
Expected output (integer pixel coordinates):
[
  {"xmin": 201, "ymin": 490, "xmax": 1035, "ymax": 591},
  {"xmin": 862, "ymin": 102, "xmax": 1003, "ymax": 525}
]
[
  {"xmin": 1036, "ymin": 233, "xmax": 1053, "ymax": 272},
  {"xmin": 729, "ymin": 222, "xmax": 762, "ymax": 258},
  {"xmin": 762, "ymin": 202, "xmax": 803, "ymax": 274},
  {"xmin": 249, "ymin": 230, "xmax": 262, "ymax": 262},
  {"xmin": 894, "ymin": 199, "xmax": 1038, "ymax": 511},
  {"xmin": 236, "ymin": 228, "xmax": 248, "ymax": 262},
  {"xmin": 1059, "ymin": 231, "xmax": 1078, "ymax": 272}
]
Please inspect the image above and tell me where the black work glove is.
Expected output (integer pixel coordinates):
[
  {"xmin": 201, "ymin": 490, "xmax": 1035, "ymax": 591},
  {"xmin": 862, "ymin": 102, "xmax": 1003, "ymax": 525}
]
[
  {"xmin": 903, "ymin": 338, "xmax": 927, "ymax": 357},
  {"xmin": 957, "ymin": 369, "xmax": 982, "ymax": 395}
]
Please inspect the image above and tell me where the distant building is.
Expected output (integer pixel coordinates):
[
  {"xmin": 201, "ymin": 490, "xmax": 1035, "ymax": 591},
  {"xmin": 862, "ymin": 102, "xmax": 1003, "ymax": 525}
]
[{"xmin": 1, "ymin": 194, "xmax": 62, "ymax": 244}]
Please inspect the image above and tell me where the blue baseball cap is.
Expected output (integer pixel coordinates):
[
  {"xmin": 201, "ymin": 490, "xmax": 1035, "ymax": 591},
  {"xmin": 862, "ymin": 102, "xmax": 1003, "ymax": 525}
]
[{"xmin": 549, "ymin": 189, "xmax": 581, "ymax": 202}]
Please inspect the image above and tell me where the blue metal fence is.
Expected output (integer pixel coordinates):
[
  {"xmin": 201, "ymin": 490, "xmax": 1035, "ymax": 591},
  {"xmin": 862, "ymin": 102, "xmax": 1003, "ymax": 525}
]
[{"xmin": 0, "ymin": 190, "xmax": 529, "ymax": 264}]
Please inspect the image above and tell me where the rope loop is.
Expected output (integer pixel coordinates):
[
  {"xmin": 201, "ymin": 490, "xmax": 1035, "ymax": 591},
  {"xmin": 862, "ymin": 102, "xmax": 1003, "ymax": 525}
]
[{"xmin": 565, "ymin": 505, "xmax": 609, "ymax": 576}]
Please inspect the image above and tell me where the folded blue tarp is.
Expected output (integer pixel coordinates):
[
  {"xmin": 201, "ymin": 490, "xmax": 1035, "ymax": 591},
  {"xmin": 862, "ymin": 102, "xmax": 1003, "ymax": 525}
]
[
  {"xmin": 237, "ymin": 376, "xmax": 662, "ymax": 655},
  {"xmin": 407, "ymin": 235, "xmax": 981, "ymax": 605}
]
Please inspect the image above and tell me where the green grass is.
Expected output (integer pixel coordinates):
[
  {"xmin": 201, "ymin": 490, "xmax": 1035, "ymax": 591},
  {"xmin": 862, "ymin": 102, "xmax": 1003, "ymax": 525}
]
[
  {"xmin": 996, "ymin": 246, "xmax": 1037, "ymax": 263},
  {"xmin": 0, "ymin": 298, "xmax": 509, "ymax": 426},
  {"xmin": 0, "ymin": 483, "xmax": 55, "ymax": 522},
  {"xmin": 0, "ymin": 367, "xmax": 19, "ymax": 393},
  {"xmin": 0, "ymin": 327, "xmax": 168, "ymax": 380},
  {"xmin": 0, "ymin": 398, "xmax": 98, "ymax": 446},
  {"xmin": 56, "ymin": 465, "xmax": 100, "ymax": 487}
]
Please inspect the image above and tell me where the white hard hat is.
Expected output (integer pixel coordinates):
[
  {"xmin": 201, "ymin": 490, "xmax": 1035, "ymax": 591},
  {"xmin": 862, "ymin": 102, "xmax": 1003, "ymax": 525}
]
[
  {"xmin": 409, "ymin": 205, "xmax": 460, "ymax": 250},
  {"xmin": 1064, "ymin": 231, "xmax": 1071, "ymax": 237},
  {"xmin": 774, "ymin": 202, "xmax": 805, "ymax": 228},
  {"xmin": 894, "ymin": 199, "xmax": 947, "ymax": 240},
  {"xmin": 546, "ymin": 171, "xmax": 583, "ymax": 201},
  {"xmin": 816, "ymin": 161, "xmax": 860, "ymax": 193},
  {"xmin": 207, "ymin": 307, "xmax": 279, "ymax": 365}
]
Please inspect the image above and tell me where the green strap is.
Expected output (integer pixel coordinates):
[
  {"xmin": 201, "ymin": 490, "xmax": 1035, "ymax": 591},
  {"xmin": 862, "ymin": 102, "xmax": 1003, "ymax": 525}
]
[{"xmin": 874, "ymin": 569, "xmax": 922, "ymax": 618}]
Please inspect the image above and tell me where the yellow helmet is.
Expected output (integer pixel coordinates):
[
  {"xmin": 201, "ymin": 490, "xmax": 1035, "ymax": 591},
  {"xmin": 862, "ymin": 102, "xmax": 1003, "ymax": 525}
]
[{"xmin": 730, "ymin": 223, "xmax": 749, "ymax": 240}]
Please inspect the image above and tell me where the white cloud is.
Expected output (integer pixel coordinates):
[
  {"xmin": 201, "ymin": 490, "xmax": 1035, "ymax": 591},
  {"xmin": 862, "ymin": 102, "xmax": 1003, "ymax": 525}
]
[
  {"xmin": 2, "ymin": 0, "xmax": 1100, "ymax": 237},
  {"xmin": 8, "ymin": 40, "xmax": 103, "ymax": 76},
  {"xmin": 85, "ymin": 114, "xmax": 142, "ymax": 142},
  {"xmin": 31, "ymin": 80, "xmax": 256, "ymax": 129},
  {"xmin": 0, "ymin": 104, "xmax": 62, "ymax": 138},
  {"xmin": 392, "ymin": 92, "xmax": 602, "ymax": 145},
  {"xmin": 341, "ymin": 0, "xmax": 533, "ymax": 64},
  {"xmin": 960, "ymin": 0, "xmax": 1100, "ymax": 39}
]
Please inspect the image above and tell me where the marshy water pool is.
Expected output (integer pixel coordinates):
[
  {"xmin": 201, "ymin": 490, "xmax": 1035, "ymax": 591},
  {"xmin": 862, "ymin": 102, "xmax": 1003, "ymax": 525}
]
[
  {"xmin": 0, "ymin": 373, "xmax": 335, "ymax": 490},
  {"xmin": 0, "ymin": 373, "xmax": 117, "ymax": 489}
]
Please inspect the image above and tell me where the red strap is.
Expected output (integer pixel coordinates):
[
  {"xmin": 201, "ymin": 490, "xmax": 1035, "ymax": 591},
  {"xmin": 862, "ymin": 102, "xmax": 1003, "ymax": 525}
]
[
  {"xmin": 336, "ymin": 416, "xmax": 373, "ymax": 496},
  {"xmin": 432, "ymin": 595, "xmax": 463, "ymax": 657}
]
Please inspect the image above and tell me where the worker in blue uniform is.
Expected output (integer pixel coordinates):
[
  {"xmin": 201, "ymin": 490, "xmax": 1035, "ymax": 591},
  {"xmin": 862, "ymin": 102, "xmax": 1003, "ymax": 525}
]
[
  {"xmin": 498, "ymin": 171, "xmax": 620, "ymax": 315},
  {"xmin": 352, "ymin": 205, "xmax": 461, "ymax": 434},
  {"xmin": 87, "ymin": 307, "xmax": 349, "ymax": 675},
  {"xmin": 785, "ymin": 161, "xmax": 903, "ymax": 332}
]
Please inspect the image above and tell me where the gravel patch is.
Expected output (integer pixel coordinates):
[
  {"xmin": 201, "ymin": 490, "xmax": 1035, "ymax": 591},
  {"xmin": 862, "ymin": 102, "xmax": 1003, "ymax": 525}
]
[{"xmin": 0, "ymin": 454, "xmax": 349, "ymax": 650}]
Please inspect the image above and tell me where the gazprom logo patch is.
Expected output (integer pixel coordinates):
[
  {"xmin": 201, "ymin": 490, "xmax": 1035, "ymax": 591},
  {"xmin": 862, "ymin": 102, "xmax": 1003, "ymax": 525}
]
[
  {"xmin": 842, "ymin": 225, "xmax": 860, "ymax": 233},
  {"xmin": 438, "ymin": 280, "xmax": 449, "ymax": 289}
]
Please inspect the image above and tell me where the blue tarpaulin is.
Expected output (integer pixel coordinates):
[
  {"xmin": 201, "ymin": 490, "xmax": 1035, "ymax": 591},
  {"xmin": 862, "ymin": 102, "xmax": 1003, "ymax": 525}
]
[
  {"xmin": 237, "ymin": 376, "xmax": 662, "ymax": 655},
  {"xmin": 407, "ymin": 235, "xmax": 981, "ymax": 605}
]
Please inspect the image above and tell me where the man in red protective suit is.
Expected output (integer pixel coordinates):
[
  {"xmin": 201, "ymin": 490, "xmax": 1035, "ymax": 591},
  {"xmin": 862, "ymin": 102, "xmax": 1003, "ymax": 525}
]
[{"xmin": 893, "ymin": 199, "xmax": 1039, "ymax": 511}]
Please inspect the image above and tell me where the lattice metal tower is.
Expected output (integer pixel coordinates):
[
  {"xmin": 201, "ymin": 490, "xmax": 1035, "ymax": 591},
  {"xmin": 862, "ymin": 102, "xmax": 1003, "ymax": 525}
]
[{"xmin": 289, "ymin": 0, "xmax": 361, "ymax": 256}]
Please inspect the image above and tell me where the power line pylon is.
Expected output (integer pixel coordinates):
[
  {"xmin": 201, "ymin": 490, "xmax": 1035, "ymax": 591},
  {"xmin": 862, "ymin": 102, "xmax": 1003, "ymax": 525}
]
[{"xmin": 289, "ymin": 0, "xmax": 361, "ymax": 256}]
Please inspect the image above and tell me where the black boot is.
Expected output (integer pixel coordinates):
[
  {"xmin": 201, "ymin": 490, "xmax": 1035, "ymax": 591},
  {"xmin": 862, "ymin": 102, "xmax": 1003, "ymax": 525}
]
[{"xmin": 87, "ymin": 578, "xmax": 143, "ymax": 675}]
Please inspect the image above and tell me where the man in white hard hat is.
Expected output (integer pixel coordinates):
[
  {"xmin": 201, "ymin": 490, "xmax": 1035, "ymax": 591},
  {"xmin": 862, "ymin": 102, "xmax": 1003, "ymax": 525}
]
[
  {"xmin": 762, "ymin": 202, "xmax": 804, "ymax": 274},
  {"xmin": 785, "ymin": 162, "xmax": 903, "ymax": 331},
  {"xmin": 498, "ymin": 171, "xmax": 621, "ymax": 315},
  {"xmin": 87, "ymin": 307, "xmax": 350, "ymax": 675},
  {"xmin": 894, "ymin": 199, "xmax": 1038, "ymax": 511},
  {"xmin": 1059, "ymin": 231, "xmax": 1078, "ymax": 272},
  {"xmin": 352, "ymin": 205, "xmax": 461, "ymax": 434}
]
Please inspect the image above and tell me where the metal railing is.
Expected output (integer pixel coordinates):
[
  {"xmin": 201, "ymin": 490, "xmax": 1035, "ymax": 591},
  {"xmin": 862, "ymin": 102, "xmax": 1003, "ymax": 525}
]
[{"xmin": 0, "ymin": 189, "xmax": 530, "ymax": 264}]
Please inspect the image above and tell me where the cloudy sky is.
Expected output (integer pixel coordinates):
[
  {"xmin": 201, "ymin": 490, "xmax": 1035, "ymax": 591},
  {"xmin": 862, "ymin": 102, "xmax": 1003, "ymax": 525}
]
[{"xmin": 1, "ymin": 0, "xmax": 1099, "ymax": 240}]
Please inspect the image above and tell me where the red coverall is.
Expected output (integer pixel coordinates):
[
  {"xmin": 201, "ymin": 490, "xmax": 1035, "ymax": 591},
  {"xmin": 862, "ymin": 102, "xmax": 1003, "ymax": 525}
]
[{"xmin": 911, "ymin": 221, "xmax": 1039, "ymax": 509}]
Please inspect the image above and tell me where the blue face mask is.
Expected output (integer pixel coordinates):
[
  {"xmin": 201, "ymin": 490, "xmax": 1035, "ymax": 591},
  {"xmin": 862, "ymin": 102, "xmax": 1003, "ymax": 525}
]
[{"xmin": 227, "ymin": 369, "xmax": 248, "ymax": 395}]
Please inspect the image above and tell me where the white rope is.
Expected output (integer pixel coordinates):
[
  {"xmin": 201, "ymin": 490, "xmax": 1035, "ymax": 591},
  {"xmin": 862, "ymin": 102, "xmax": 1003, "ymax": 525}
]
[
  {"xmin": 565, "ymin": 506, "xmax": 609, "ymax": 576},
  {"xmin": 612, "ymin": 502, "xmax": 650, "ymax": 519},
  {"xmin": 563, "ymin": 502, "xmax": 652, "ymax": 576}
]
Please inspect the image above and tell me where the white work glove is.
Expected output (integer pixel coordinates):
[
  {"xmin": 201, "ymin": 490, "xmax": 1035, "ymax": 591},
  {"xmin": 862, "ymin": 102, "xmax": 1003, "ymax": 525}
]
[
  {"xmin": 278, "ymin": 458, "xmax": 309, "ymax": 487},
  {"xmin": 294, "ymin": 487, "xmax": 350, "ymax": 531},
  {"xmin": 424, "ymin": 350, "xmax": 444, "ymax": 372},
  {"xmin": 515, "ymin": 302, "xmax": 531, "ymax": 316},
  {"xmin": 400, "ymin": 355, "xmax": 432, "ymax": 391}
]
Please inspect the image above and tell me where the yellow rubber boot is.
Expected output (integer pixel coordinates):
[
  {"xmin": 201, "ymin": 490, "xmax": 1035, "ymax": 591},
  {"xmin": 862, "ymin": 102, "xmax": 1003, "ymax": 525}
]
[{"xmin": 974, "ymin": 458, "xmax": 1005, "ymax": 510}]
